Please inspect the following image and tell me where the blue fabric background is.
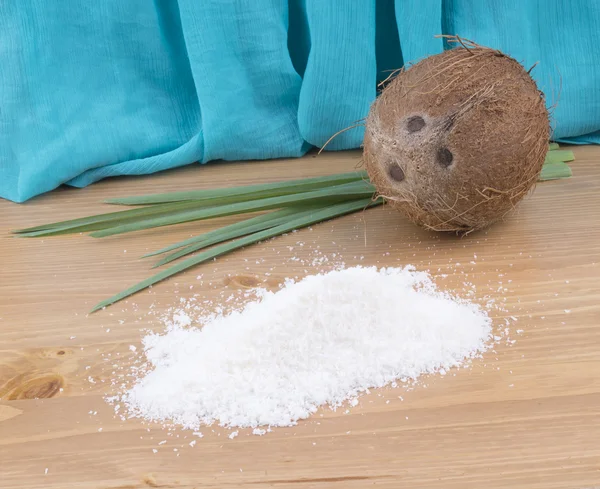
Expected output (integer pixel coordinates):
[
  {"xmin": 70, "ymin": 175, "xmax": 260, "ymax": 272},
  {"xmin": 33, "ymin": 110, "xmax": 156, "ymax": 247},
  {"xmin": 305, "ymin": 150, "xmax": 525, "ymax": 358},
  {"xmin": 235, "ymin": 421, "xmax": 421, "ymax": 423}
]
[{"xmin": 1, "ymin": 1, "xmax": 599, "ymax": 203}]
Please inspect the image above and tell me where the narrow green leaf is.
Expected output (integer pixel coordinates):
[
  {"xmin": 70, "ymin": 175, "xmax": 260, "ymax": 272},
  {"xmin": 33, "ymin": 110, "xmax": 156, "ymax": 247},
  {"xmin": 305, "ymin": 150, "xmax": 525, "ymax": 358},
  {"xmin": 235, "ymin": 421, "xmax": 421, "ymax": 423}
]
[
  {"xmin": 14, "ymin": 185, "xmax": 331, "ymax": 238},
  {"xmin": 544, "ymin": 150, "xmax": 575, "ymax": 164},
  {"xmin": 14, "ymin": 171, "xmax": 368, "ymax": 236},
  {"xmin": 90, "ymin": 180, "xmax": 376, "ymax": 238},
  {"xmin": 548, "ymin": 142, "xmax": 560, "ymax": 151},
  {"xmin": 13, "ymin": 200, "xmax": 203, "ymax": 236},
  {"xmin": 91, "ymin": 198, "xmax": 381, "ymax": 312},
  {"xmin": 154, "ymin": 206, "xmax": 325, "ymax": 267},
  {"xmin": 142, "ymin": 208, "xmax": 303, "ymax": 258},
  {"xmin": 105, "ymin": 171, "xmax": 368, "ymax": 205},
  {"xmin": 540, "ymin": 161, "xmax": 572, "ymax": 180}
]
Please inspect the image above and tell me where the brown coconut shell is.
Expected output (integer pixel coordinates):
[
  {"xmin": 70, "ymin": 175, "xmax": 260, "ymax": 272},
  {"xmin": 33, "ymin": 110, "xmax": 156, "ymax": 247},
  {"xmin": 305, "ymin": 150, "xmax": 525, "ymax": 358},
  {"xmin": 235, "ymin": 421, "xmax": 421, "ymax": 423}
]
[{"xmin": 363, "ymin": 38, "xmax": 550, "ymax": 233}]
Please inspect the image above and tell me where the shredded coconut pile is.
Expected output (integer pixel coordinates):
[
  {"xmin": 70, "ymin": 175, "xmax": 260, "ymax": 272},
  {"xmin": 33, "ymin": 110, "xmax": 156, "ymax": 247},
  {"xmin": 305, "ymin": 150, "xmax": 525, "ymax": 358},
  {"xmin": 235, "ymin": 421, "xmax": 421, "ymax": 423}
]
[{"xmin": 120, "ymin": 266, "xmax": 492, "ymax": 430}]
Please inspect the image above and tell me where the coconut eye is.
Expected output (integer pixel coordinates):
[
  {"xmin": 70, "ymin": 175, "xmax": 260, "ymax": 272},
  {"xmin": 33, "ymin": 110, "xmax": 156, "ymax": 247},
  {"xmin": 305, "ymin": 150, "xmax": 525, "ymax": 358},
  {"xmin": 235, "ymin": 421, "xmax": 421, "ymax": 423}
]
[
  {"xmin": 406, "ymin": 116, "xmax": 425, "ymax": 133},
  {"xmin": 437, "ymin": 147, "xmax": 453, "ymax": 168},
  {"xmin": 388, "ymin": 164, "xmax": 405, "ymax": 182}
]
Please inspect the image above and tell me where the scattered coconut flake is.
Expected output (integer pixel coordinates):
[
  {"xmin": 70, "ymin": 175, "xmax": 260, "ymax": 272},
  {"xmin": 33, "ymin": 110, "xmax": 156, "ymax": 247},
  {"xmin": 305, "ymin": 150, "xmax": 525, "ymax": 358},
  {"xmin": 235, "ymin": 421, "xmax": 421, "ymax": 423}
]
[{"xmin": 116, "ymin": 266, "xmax": 492, "ymax": 431}]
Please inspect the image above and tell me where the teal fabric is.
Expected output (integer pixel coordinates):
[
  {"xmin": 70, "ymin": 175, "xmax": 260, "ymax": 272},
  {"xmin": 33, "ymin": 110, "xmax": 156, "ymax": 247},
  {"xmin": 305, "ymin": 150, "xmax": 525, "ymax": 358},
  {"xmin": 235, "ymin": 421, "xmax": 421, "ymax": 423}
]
[{"xmin": 1, "ymin": 1, "xmax": 599, "ymax": 203}]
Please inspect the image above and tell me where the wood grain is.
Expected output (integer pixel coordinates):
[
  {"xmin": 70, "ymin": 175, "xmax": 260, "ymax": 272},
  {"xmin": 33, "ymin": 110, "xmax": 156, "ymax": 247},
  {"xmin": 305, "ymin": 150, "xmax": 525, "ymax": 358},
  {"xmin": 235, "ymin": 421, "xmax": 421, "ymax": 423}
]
[{"xmin": 1, "ymin": 147, "xmax": 599, "ymax": 489}]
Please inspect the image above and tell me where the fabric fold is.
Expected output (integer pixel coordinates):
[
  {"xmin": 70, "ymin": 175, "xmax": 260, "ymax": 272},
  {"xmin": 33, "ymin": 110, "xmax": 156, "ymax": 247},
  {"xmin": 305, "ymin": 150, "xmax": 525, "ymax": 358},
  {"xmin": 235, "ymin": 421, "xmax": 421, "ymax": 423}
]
[
  {"xmin": 178, "ymin": 0, "xmax": 308, "ymax": 163},
  {"xmin": 395, "ymin": 0, "xmax": 445, "ymax": 65},
  {"xmin": 297, "ymin": 0, "xmax": 377, "ymax": 150},
  {"xmin": 1, "ymin": 1, "xmax": 202, "ymax": 202}
]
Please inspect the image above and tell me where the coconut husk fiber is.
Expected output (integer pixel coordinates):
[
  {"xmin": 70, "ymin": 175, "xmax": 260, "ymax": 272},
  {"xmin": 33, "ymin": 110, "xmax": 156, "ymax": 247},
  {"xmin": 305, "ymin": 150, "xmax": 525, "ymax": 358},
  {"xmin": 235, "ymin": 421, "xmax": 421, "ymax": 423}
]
[{"xmin": 363, "ymin": 37, "xmax": 550, "ymax": 233}]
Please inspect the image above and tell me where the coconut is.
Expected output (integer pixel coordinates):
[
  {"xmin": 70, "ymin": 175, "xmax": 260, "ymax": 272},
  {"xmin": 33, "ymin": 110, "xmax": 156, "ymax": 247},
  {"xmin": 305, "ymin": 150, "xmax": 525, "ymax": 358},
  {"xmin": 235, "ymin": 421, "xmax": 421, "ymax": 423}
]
[{"xmin": 363, "ymin": 38, "xmax": 550, "ymax": 233}]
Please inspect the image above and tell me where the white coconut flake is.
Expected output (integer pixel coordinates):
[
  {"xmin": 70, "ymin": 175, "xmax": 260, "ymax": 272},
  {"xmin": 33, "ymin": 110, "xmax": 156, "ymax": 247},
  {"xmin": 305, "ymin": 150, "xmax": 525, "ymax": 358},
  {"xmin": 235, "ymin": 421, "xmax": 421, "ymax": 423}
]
[{"xmin": 118, "ymin": 266, "xmax": 492, "ymax": 430}]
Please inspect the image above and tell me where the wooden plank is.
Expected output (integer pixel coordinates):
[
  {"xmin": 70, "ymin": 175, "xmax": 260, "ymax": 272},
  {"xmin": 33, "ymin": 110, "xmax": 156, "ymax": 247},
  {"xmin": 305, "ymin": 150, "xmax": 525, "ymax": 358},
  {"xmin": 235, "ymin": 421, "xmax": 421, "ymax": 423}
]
[{"xmin": 1, "ymin": 147, "xmax": 599, "ymax": 489}]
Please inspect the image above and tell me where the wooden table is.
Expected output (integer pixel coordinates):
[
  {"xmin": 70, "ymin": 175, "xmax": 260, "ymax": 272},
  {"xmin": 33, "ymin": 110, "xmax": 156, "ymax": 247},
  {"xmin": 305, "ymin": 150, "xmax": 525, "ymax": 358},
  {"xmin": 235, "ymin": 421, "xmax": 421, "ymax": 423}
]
[{"xmin": 1, "ymin": 147, "xmax": 599, "ymax": 489}]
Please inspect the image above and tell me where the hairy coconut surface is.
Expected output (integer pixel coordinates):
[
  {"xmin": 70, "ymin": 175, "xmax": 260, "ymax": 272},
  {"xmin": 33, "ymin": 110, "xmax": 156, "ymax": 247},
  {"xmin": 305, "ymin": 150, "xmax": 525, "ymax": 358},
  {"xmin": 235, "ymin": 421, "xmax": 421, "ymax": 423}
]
[{"xmin": 363, "ymin": 39, "xmax": 550, "ymax": 233}]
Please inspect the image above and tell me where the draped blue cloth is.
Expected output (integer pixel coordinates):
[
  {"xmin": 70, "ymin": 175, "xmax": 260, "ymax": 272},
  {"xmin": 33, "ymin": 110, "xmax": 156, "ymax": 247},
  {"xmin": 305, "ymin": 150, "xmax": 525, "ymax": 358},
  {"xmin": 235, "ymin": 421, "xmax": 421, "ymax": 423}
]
[{"xmin": 1, "ymin": 1, "xmax": 599, "ymax": 202}]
